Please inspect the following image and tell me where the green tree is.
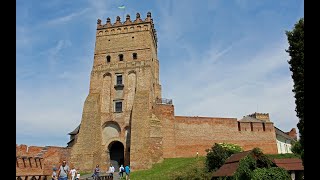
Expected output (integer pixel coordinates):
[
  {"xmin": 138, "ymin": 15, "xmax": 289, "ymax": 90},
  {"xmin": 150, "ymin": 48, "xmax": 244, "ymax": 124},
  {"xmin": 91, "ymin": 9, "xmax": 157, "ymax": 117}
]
[
  {"xmin": 233, "ymin": 148, "xmax": 275, "ymax": 179},
  {"xmin": 205, "ymin": 143, "xmax": 242, "ymax": 172},
  {"xmin": 291, "ymin": 140, "xmax": 302, "ymax": 156},
  {"xmin": 285, "ymin": 18, "xmax": 304, "ymax": 165}
]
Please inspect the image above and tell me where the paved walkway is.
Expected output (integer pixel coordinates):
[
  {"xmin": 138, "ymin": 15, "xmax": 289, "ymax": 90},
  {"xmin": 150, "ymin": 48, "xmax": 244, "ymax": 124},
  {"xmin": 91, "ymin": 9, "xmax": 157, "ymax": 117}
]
[{"xmin": 80, "ymin": 172, "xmax": 121, "ymax": 180}]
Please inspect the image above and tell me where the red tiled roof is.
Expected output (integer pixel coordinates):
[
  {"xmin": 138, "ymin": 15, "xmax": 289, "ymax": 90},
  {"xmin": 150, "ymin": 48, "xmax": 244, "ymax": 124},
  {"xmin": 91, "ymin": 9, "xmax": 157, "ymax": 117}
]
[
  {"xmin": 272, "ymin": 158, "xmax": 304, "ymax": 171},
  {"xmin": 225, "ymin": 151, "xmax": 251, "ymax": 163},
  {"xmin": 212, "ymin": 162, "xmax": 239, "ymax": 177}
]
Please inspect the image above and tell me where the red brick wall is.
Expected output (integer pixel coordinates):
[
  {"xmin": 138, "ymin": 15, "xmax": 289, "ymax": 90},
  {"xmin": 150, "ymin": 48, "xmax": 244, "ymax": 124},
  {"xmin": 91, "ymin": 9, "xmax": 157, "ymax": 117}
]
[
  {"xmin": 287, "ymin": 128, "xmax": 297, "ymax": 140},
  {"xmin": 16, "ymin": 145, "xmax": 71, "ymax": 177},
  {"xmin": 153, "ymin": 104, "xmax": 176, "ymax": 158},
  {"xmin": 41, "ymin": 146, "xmax": 72, "ymax": 175},
  {"xmin": 172, "ymin": 116, "xmax": 278, "ymax": 157},
  {"xmin": 16, "ymin": 157, "xmax": 44, "ymax": 176}
]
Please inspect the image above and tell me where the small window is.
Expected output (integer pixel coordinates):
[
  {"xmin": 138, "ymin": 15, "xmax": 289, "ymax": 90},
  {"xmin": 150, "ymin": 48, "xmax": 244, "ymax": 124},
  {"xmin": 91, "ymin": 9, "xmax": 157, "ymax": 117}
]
[
  {"xmin": 116, "ymin": 75, "xmax": 123, "ymax": 85},
  {"xmin": 133, "ymin": 53, "xmax": 137, "ymax": 60},
  {"xmin": 115, "ymin": 102, "xmax": 122, "ymax": 112},
  {"xmin": 106, "ymin": 55, "xmax": 111, "ymax": 63},
  {"xmin": 119, "ymin": 54, "xmax": 124, "ymax": 61}
]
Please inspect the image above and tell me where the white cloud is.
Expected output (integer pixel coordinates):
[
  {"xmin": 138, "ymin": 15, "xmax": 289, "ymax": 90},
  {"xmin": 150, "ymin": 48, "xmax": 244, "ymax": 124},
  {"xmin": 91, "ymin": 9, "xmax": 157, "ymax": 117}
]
[
  {"xmin": 40, "ymin": 40, "xmax": 72, "ymax": 70},
  {"xmin": 160, "ymin": 37, "xmax": 298, "ymax": 134},
  {"xmin": 46, "ymin": 8, "xmax": 90, "ymax": 26}
]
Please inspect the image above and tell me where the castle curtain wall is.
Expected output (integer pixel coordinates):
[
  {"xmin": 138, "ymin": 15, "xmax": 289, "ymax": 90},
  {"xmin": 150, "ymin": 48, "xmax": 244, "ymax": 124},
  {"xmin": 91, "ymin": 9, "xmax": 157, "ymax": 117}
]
[{"xmin": 170, "ymin": 116, "xmax": 278, "ymax": 157}]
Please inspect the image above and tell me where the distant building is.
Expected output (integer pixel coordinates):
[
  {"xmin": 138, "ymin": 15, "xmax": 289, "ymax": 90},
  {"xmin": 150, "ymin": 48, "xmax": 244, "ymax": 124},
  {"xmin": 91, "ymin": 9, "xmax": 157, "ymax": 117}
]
[
  {"xmin": 240, "ymin": 114, "xmax": 298, "ymax": 154},
  {"xmin": 212, "ymin": 150, "xmax": 304, "ymax": 180},
  {"xmin": 272, "ymin": 158, "xmax": 304, "ymax": 180},
  {"xmin": 275, "ymin": 127, "xmax": 297, "ymax": 154}
]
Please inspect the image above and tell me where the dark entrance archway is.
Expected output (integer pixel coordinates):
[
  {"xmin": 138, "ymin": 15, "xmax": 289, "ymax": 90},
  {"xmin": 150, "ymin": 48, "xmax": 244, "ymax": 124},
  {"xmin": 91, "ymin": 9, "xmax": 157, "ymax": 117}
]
[{"xmin": 108, "ymin": 141, "xmax": 124, "ymax": 171}]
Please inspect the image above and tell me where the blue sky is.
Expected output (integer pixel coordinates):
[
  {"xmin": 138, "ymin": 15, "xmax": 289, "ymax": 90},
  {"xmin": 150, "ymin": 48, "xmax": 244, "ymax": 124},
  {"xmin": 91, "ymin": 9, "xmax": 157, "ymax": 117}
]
[{"xmin": 17, "ymin": 0, "xmax": 304, "ymax": 147}]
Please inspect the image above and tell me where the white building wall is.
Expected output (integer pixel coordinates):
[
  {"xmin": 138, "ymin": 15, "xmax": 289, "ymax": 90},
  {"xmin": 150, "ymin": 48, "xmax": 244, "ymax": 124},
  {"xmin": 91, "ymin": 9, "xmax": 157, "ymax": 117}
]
[{"xmin": 276, "ymin": 135, "xmax": 293, "ymax": 154}]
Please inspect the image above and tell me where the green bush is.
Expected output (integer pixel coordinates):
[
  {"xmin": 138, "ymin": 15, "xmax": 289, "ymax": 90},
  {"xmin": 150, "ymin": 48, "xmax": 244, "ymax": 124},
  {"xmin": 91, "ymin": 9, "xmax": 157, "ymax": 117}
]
[
  {"xmin": 251, "ymin": 167, "xmax": 291, "ymax": 180},
  {"xmin": 251, "ymin": 148, "xmax": 274, "ymax": 168},
  {"xmin": 233, "ymin": 155, "xmax": 256, "ymax": 180},
  {"xmin": 218, "ymin": 143, "xmax": 243, "ymax": 154},
  {"xmin": 205, "ymin": 143, "xmax": 243, "ymax": 172},
  {"xmin": 232, "ymin": 148, "xmax": 276, "ymax": 179}
]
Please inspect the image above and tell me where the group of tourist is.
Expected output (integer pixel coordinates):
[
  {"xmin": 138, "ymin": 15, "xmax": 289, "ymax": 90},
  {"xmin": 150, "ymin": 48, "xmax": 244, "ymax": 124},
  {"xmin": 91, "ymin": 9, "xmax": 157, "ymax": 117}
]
[
  {"xmin": 93, "ymin": 163, "xmax": 131, "ymax": 180},
  {"xmin": 52, "ymin": 160, "xmax": 131, "ymax": 180},
  {"xmin": 51, "ymin": 160, "xmax": 80, "ymax": 180}
]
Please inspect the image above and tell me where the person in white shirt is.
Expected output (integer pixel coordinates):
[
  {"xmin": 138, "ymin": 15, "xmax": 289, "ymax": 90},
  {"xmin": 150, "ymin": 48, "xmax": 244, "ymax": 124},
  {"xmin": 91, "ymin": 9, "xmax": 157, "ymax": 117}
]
[
  {"xmin": 69, "ymin": 167, "xmax": 77, "ymax": 180},
  {"xmin": 108, "ymin": 164, "xmax": 115, "ymax": 177},
  {"xmin": 119, "ymin": 165, "xmax": 125, "ymax": 177}
]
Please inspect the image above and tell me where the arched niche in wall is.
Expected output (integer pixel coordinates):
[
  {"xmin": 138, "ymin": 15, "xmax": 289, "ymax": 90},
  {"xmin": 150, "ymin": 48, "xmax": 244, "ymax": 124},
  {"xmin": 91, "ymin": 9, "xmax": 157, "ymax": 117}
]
[
  {"xmin": 126, "ymin": 70, "xmax": 136, "ymax": 110},
  {"xmin": 102, "ymin": 72, "xmax": 112, "ymax": 113},
  {"xmin": 102, "ymin": 121, "xmax": 121, "ymax": 144}
]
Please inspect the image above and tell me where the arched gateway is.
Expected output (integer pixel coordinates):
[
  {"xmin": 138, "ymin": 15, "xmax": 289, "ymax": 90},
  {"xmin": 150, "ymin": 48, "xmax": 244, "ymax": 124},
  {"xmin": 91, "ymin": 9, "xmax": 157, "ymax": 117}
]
[{"xmin": 108, "ymin": 141, "xmax": 124, "ymax": 171}]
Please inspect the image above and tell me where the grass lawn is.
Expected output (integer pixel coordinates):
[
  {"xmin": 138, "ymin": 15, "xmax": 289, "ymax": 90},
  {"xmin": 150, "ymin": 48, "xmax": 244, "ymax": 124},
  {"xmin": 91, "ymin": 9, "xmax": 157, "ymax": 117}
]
[{"xmin": 127, "ymin": 156, "xmax": 208, "ymax": 180}]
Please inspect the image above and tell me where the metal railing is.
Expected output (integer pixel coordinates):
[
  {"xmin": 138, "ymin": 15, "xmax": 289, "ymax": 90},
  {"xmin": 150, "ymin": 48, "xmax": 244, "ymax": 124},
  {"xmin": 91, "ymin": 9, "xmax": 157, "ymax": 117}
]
[
  {"xmin": 156, "ymin": 98, "xmax": 173, "ymax": 105},
  {"xmin": 16, "ymin": 175, "xmax": 50, "ymax": 180},
  {"xmin": 85, "ymin": 175, "xmax": 113, "ymax": 180}
]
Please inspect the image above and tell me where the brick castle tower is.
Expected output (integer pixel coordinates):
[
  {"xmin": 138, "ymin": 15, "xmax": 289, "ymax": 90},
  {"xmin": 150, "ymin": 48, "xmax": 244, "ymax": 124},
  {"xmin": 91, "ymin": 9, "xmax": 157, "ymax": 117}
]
[
  {"xmin": 16, "ymin": 12, "xmax": 293, "ymax": 177},
  {"xmin": 69, "ymin": 12, "xmax": 279, "ymax": 172},
  {"xmin": 70, "ymin": 12, "xmax": 163, "ymax": 171}
]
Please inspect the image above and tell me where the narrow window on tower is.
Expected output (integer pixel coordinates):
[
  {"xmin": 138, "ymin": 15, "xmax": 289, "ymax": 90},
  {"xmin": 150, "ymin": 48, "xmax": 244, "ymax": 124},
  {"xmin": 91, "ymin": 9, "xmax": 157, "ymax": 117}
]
[
  {"xmin": 115, "ymin": 101, "xmax": 122, "ymax": 112},
  {"xmin": 119, "ymin": 54, "xmax": 124, "ymax": 61},
  {"xmin": 106, "ymin": 55, "xmax": 111, "ymax": 63},
  {"xmin": 116, "ymin": 75, "xmax": 123, "ymax": 85},
  {"xmin": 133, "ymin": 53, "xmax": 137, "ymax": 60}
]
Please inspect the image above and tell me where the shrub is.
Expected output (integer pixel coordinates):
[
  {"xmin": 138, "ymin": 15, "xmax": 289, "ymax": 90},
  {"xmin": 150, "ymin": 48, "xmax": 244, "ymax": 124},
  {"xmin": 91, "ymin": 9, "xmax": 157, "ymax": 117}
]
[
  {"xmin": 251, "ymin": 167, "xmax": 291, "ymax": 180},
  {"xmin": 205, "ymin": 143, "xmax": 242, "ymax": 172},
  {"xmin": 233, "ymin": 148, "xmax": 276, "ymax": 179},
  {"xmin": 251, "ymin": 148, "xmax": 274, "ymax": 168},
  {"xmin": 233, "ymin": 155, "xmax": 256, "ymax": 179},
  {"xmin": 218, "ymin": 143, "xmax": 243, "ymax": 154}
]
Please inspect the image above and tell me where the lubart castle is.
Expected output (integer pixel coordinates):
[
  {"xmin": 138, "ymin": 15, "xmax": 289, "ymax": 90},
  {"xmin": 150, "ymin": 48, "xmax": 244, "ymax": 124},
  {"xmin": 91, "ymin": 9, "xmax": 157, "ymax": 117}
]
[{"xmin": 16, "ymin": 12, "xmax": 297, "ymax": 175}]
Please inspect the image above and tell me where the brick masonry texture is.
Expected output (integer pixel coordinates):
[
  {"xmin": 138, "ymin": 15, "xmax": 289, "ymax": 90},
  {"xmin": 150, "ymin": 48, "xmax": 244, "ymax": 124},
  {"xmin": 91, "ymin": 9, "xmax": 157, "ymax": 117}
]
[
  {"xmin": 16, "ymin": 144, "xmax": 71, "ymax": 176},
  {"xmin": 17, "ymin": 12, "xmax": 281, "ymax": 175}
]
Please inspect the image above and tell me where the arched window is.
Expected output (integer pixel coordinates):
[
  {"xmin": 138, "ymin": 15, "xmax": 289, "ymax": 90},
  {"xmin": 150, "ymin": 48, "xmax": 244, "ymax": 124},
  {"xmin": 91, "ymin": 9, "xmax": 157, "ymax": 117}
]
[{"xmin": 106, "ymin": 55, "xmax": 111, "ymax": 63}]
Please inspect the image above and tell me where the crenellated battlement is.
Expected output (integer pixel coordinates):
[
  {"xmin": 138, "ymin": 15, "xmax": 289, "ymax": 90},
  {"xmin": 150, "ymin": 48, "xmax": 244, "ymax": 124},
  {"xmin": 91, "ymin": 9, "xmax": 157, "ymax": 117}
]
[
  {"xmin": 238, "ymin": 121, "xmax": 274, "ymax": 132},
  {"xmin": 248, "ymin": 112, "xmax": 270, "ymax": 121},
  {"xmin": 96, "ymin": 12, "xmax": 157, "ymax": 47}
]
